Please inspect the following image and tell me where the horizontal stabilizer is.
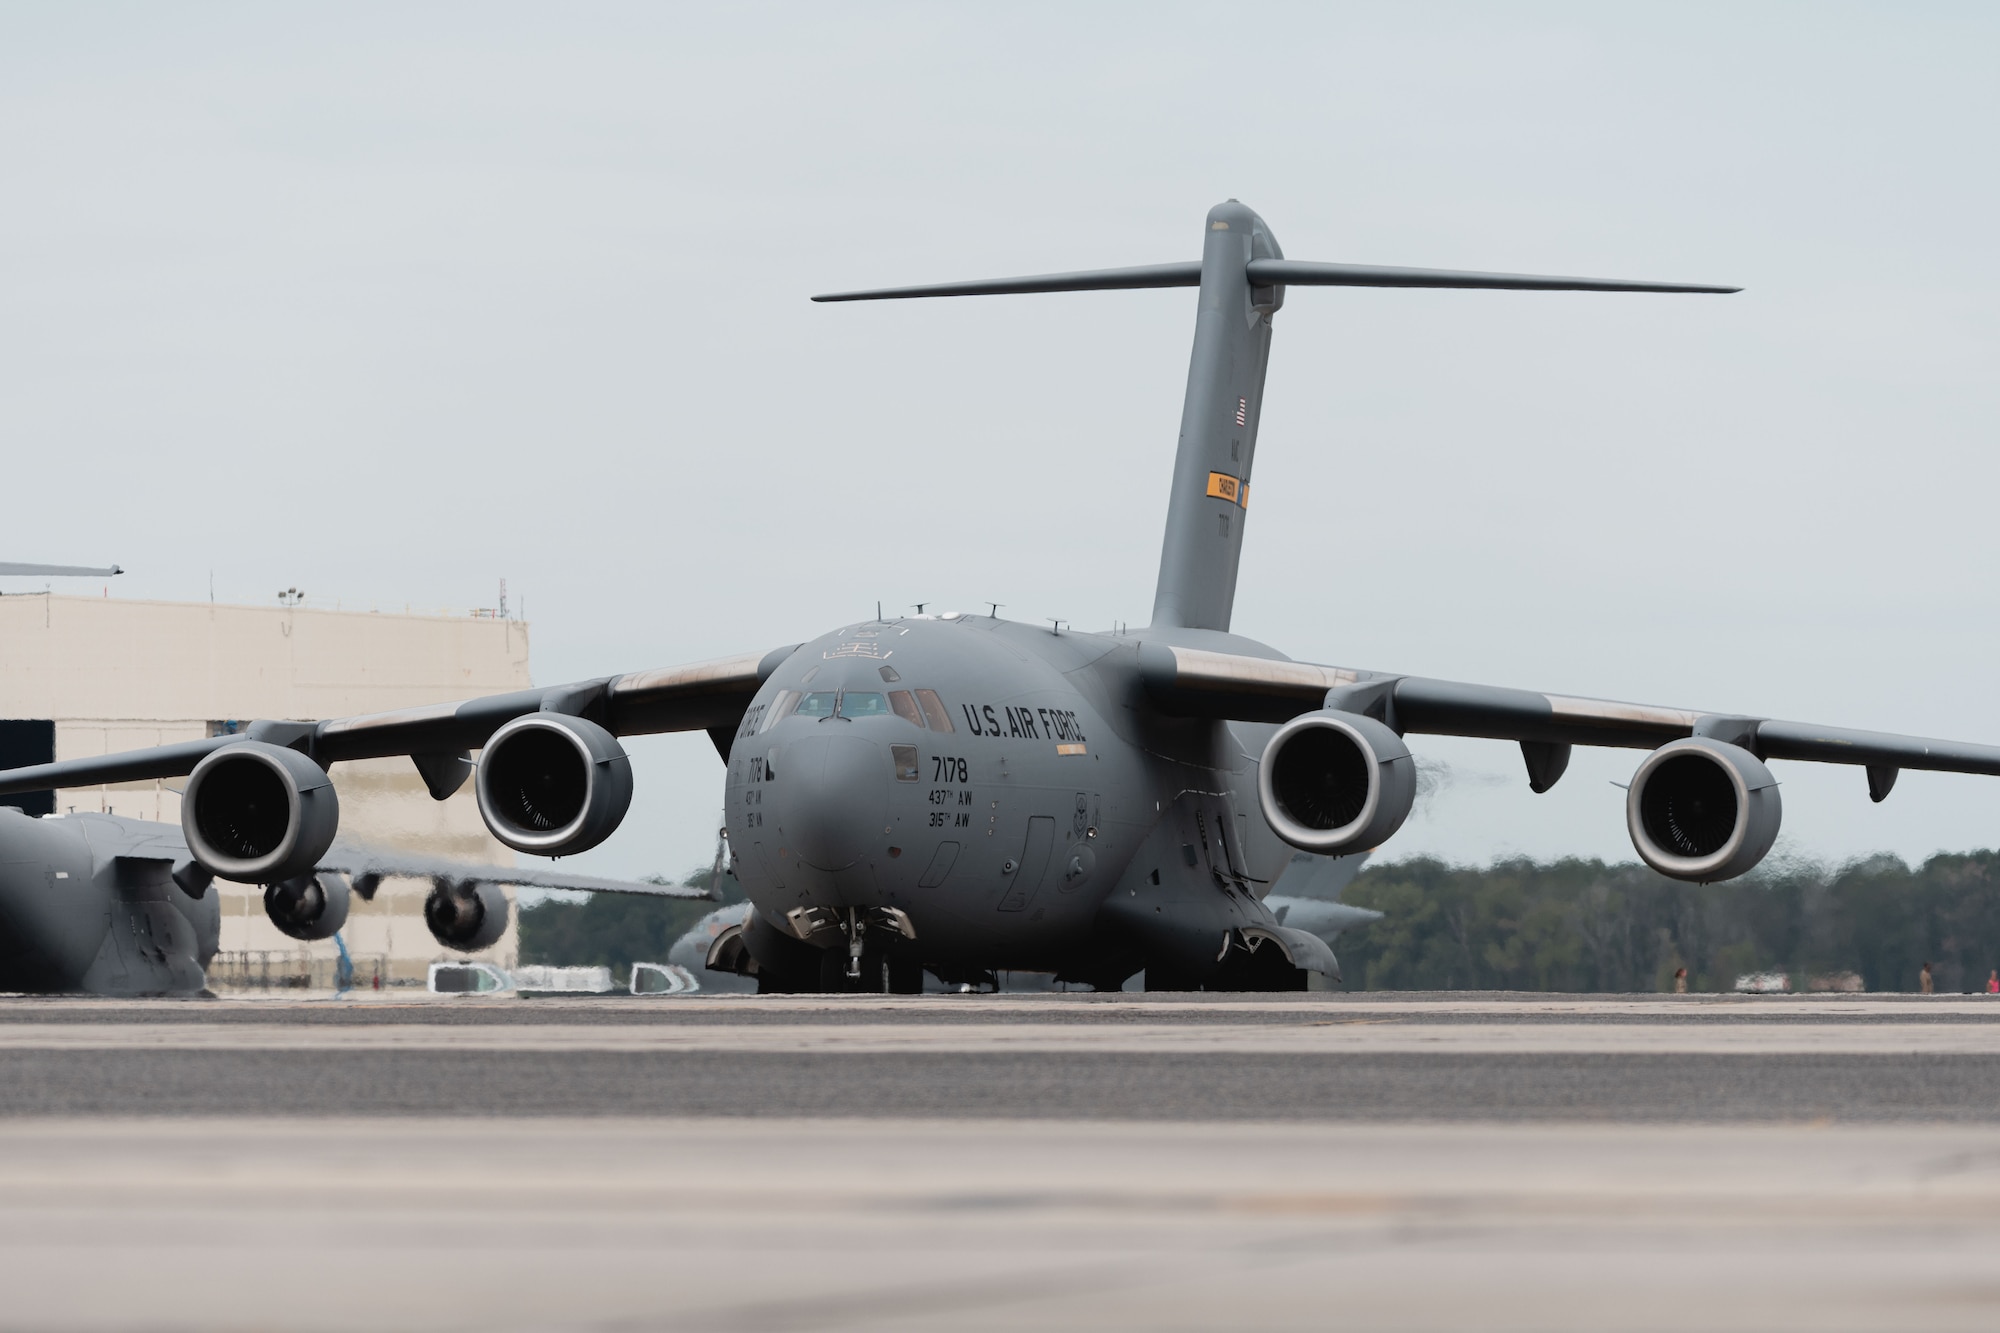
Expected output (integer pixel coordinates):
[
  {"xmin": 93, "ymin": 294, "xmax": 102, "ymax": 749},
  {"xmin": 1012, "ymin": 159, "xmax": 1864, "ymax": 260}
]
[
  {"xmin": 812, "ymin": 260, "xmax": 1737, "ymax": 304},
  {"xmin": 1244, "ymin": 260, "xmax": 1738, "ymax": 294},
  {"xmin": 812, "ymin": 262, "xmax": 1201, "ymax": 302}
]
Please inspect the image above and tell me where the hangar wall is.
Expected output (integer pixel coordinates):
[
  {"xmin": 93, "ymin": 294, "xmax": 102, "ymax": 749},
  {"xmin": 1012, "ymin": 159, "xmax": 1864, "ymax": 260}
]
[{"xmin": 0, "ymin": 594, "xmax": 534, "ymax": 985}]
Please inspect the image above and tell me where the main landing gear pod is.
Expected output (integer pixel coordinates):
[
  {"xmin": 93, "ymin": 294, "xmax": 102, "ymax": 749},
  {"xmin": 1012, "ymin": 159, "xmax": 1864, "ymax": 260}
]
[
  {"xmin": 474, "ymin": 714, "xmax": 633, "ymax": 857},
  {"xmin": 182, "ymin": 741, "xmax": 340, "ymax": 883},
  {"xmin": 1626, "ymin": 738, "xmax": 1782, "ymax": 882},
  {"xmin": 1257, "ymin": 710, "xmax": 1416, "ymax": 855}
]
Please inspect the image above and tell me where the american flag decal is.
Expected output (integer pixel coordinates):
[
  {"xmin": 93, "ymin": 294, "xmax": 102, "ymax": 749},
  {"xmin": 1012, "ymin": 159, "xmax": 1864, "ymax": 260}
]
[{"xmin": 1234, "ymin": 397, "xmax": 1247, "ymax": 427}]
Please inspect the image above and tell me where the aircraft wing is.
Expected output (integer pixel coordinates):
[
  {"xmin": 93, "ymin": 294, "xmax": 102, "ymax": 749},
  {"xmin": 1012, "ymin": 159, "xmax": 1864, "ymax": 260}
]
[
  {"xmin": 316, "ymin": 845, "xmax": 712, "ymax": 899},
  {"xmin": 0, "ymin": 645, "xmax": 799, "ymax": 799},
  {"xmin": 1140, "ymin": 643, "xmax": 2000, "ymax": 795},
  {"xmin": 0, "ymin": 561, "xmax": 123, "ymax": 577}
]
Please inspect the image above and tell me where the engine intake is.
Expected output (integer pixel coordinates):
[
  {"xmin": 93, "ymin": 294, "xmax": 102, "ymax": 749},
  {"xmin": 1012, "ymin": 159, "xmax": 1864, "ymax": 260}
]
[
  {"xmin": 181, "ymin": 742, "xmax": 340, "ymax": 883},
  {"xmin": 1257, "ymin": 710, "xmax": 1416, "ymax": 854},
  {"xmin": 264, "ymin": 872, "xmax": 351, "ymax": 942},
  {"xmin": 425, "ymin": 880, "xmax": 509, "ymax": 952},
  {"xmin": 475, "ymin": 714, "xmax": 633, "ymax": 856},
  {"xmin": 1626, "ymin": 738, "xmax": 1782, "ymax": 882}
]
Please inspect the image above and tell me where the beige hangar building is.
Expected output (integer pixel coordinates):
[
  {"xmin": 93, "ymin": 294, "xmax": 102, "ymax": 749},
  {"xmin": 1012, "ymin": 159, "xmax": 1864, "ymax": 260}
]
[{"xmin": 0, "ymin": 592, "xmax": 534, "ymax": 988}]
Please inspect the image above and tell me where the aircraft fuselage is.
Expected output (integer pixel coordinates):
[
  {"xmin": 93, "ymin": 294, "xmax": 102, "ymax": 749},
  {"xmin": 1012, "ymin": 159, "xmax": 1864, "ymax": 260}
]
[
  {"xmin": 0, "ymin": 811, "xmax": 216, "ymax": 994},
  {"xmin": 723, "ymin": 614, "xmax": 1292, "ymax": 985}
]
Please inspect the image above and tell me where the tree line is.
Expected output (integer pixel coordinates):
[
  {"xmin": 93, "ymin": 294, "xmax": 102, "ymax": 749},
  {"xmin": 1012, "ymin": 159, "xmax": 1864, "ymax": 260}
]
[
  {"xmin": 1338, "ymin": 852, "xmax": 2000, "ymax": 994},
  {"xmin": 517, "ymin": 864, "xmax": 739, "ymax": 984}
]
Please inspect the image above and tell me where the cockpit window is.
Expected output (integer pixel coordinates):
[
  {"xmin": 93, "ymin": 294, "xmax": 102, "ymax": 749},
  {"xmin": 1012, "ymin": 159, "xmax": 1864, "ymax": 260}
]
[
  {"xmin": 760, "ymin": 691, "xmax": 799, "ymax": 732},
  {"xmin": 837, "ymin": 692, "xmax": 890, "ymax": 718},
  {"xmin": 792, "ymin": 691, "xmax": 838, "ymax": 719},
  {"xmin": 914, "ymin": 689, "xmax": 954, "ymax": 732},
  {"xmin": 888, "ymin": 690, "xmax": 923, "ymax": 726}
]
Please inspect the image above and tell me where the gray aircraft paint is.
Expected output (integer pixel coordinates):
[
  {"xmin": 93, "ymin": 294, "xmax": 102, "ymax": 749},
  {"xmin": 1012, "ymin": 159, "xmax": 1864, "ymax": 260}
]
[
  {"xmin": 0, "ymin": 810, "xmax": 219, "ymax": 994},
  {"xmin": 723, "ymin": 613, "xmax": 1344, "ymax": 982},
  {"xmin": 667, "ymin": 900, "xmax": 759, "ymax": 993},
  {"xmin": 1151, "ymin": 201, "xmax": 1279, "ymax": 632},
  {"xmin": 667, "ymin": 850, "xmax": 1377, "ymax": 992},
  {"xmin": 0, "ymin": 561, "xmax": 122, "ymax": 578},
  {"xmin": 16, "ymin": 201, "xmax": 2000, "ymax": 991}
]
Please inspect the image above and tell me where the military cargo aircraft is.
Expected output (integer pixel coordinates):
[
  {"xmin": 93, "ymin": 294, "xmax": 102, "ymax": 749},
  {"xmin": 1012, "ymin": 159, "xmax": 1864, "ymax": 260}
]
[
  {"xmin": 6, "ymin": 200, "xmax": 1998, "ymax": 992},
  {"xmin": 0, "ymin": 807, "xmax": 702, "ymax": 995}
]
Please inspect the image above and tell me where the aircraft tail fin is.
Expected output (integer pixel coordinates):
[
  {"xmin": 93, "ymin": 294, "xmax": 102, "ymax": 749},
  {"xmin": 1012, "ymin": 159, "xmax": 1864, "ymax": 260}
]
[{"xmin": 813, "ymin": 203, "xmax": 1736, "ymax": 633}]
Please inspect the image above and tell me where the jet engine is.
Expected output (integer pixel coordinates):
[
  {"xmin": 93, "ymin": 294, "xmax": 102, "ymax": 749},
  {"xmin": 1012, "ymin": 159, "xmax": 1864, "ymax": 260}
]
[
  {"xmin": 181, "ymin": 741, "xmax": 340, "ymax": 883},
  {"xmin": 424, "ymin": 880, "xmax": 510, "ymax": 952},
  {"xmin": 263, "ymin": 872, "xmax": 352, "ymax": 942},
  {"xmin": 474, "ymin": 714, "xmax": 633, "ymax": 857},
  {"xmin": 1257, "ymin": 710, "xmax": 1416, "ymax": 854},
  {"xmin": 1626, "ymin": 738, "xmax": 1782, "ymax": 882}
]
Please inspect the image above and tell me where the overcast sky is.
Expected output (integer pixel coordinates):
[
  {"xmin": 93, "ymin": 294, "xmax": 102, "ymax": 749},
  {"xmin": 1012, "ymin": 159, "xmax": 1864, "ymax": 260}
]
[{"xmin": 3, "ymin": 2, "xmax": 1997, "ymax": 881}]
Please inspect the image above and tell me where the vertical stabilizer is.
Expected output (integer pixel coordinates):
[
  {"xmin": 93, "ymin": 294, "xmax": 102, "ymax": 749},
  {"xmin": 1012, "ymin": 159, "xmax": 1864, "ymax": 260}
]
[{"xmin": 1149, "ymin": 201, "xmax": 1282, "ymax": 632}]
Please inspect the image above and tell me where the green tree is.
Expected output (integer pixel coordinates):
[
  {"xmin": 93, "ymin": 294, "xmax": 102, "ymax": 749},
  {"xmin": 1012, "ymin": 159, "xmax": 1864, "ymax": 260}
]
[{"xmin": 1338, "ymin": 851, "xmax": 2000, "ymax": 993}]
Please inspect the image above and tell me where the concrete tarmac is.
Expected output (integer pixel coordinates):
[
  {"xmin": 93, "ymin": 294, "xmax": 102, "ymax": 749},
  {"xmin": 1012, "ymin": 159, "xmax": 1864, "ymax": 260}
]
[{"xmin": 6, "ymin": 992, "xmax": 2000, "ymax": 1330}]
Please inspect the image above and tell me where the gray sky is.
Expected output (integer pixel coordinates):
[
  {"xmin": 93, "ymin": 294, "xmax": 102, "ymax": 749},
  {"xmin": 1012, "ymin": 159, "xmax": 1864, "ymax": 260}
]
[{"xmin": 3, "ymin": 2, "xmax": 1997, "ymax": 881}]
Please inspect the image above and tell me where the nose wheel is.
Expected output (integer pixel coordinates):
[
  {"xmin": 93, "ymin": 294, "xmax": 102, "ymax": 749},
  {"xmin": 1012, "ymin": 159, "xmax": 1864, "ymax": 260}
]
[
  {"xmin": 819, "ymin": 946, "xmax": 877, "ymax": 992},
  {"xmin": 814, "ymin": 946, "xmax": 926, "ymax": 993},
  {"xmin": 813, "ymin": 908, "xmax": 927, "ymax": 993}
]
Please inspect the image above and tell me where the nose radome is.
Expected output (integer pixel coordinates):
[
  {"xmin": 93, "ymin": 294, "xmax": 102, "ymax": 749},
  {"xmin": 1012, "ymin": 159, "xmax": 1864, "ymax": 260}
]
[{"xmin": 777, "ymin": 733, "xmax": 886, "ymax": 872}]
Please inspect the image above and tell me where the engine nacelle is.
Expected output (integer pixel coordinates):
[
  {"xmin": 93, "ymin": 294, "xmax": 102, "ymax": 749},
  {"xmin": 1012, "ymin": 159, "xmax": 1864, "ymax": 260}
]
[
  {"xmin": 182, "ymin": 741, "xmax": 340, "ymax": 883},
  {"xmin": 474, "ymin": 714, "xmax": 633, "ymax": 856},
  {"xmin": 263, "ymin": 872, "xmax": 352, "ymax": 942},
  {"xmin": 1626, "ymin": 738, "xmax": 1782, "ymax": 882},
  {"xmin": 424, "ymin": 880, "xmax": 510, "ymax": 952},
  {"xmin": 1257, "ymin": 710, "xmax": 1416, "ymax": 854}
]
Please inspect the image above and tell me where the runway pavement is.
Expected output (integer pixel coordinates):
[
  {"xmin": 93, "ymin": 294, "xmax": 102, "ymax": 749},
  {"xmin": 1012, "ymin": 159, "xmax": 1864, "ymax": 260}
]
[
  {"xmin": 3, "ymin": 991, "xmax": 2000, "ymax": 1120},
  {"xmin": 5, "ymin": 992, "xmax": 2000, "ymax": 1330}
]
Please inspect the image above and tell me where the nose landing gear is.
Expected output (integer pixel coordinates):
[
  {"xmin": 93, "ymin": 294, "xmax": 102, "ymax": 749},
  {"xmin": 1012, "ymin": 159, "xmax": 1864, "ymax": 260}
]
[{"xmin": 816, "ymin": 907, "xmax": 925, "ymax": 994}]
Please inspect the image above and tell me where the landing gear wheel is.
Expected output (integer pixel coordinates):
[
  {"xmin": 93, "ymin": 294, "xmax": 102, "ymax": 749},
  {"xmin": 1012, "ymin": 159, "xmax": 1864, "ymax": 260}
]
[
  {"xmin": 887, "ymin": 955, "xmax": 925, "ymax": 995},
  {"xmin": 818, "ymin": 947, "xmax": 887, "ymax": 993}
]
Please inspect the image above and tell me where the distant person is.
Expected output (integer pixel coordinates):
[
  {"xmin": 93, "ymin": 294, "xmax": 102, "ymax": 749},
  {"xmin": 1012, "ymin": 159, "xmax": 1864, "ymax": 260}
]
[
  {"xmin": 1674, "ymin": 967, "xmax": 1688, "ymax": 995},
  {"xmin": 1921, "ymin": 961, "xmax": 1935, "ymax": 995},
  {"xmin": 1987, "ymin": 970, "xmax": 1997, "ymax": 994}
]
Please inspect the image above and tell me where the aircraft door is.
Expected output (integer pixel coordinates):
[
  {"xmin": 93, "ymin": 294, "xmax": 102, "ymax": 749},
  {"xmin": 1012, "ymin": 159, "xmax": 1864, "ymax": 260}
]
[{"xmin": 997, "ymin": 816, "xmax": 1056, "ymax": 913}]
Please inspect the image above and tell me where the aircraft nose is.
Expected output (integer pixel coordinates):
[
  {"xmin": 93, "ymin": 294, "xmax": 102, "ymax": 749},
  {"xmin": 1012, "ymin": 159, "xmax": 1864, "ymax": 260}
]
[{"xmin": 775, "ymin": 733, "xmax": 885, "ymax": 872}]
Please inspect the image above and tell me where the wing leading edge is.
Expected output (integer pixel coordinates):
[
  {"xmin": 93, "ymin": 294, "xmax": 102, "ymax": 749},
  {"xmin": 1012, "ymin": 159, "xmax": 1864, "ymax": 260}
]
[
  {"xmin": 0, "ymin": 645, "xmax": 799, "ymax": 800},
  {"xmin": 1138, "ymin": 643, "xmax": 2000, "ymax": 794}
]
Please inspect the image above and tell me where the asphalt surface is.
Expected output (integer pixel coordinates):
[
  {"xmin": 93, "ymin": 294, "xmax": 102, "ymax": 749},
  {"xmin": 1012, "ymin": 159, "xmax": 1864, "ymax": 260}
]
[
  {"xmin": 3, "ymin": 992, "xmax": 1999, "ymax": 1121},
  {"xmin": 7, "ymin": 1115, "xmax": 2000, "ymax": 1332},
  {"xmin": 7, "ymin": 993, "xmax": 2000, "ymax": 1330}
]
